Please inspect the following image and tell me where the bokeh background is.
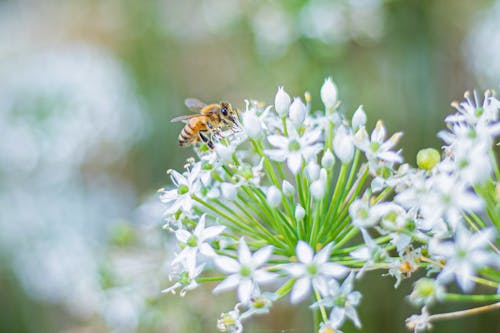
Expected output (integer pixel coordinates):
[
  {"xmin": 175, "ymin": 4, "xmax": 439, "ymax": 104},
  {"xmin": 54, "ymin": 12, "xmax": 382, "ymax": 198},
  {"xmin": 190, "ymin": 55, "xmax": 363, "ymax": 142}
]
[{"xmin": 0, "ymin": 0, "xmax": 499, "ymax": 332}]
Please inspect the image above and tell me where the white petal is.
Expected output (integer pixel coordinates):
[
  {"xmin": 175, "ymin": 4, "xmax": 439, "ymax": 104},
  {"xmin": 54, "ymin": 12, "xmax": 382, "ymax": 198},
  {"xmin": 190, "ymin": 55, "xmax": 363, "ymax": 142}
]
[
  {"xmin": 254, "ymin": 270, "xmax": 277, "ymax": 284},
  {"xmin": 200, "ymin": 225, "xmax": 225, "ymax": 241},
  {"xmin": 291, "ymin": 276, "xmax": 312, "ymax": 304},
  {"xmin": 193, "ymin": 215, "xmax": 206, "ymax": 235},
  {"xmin": 287, "ymin": 152, "xmax": 303, "ymax": 174},
  {"xmin": 199, "ymin": 243, "xmax": 216, "ymax": 257},
  {"xmin": 283, "ymin": 263, "xmax": 306, "ymax": 277},
  {"xmin": 315, "ymin": 243, "xmax": 333, "ymax": 264},
  {"xmin": 213, "ymin": 274, "xmax": 241, "ymax": 294},
  {"xmin": 238, "ymin": 238, "xmax": 252, "ymax": 266},
  {"xmin": 238, "ymin": 279, "xmax": 254, "ymax": 304},
  {"xmin": 264, "ymin": 149, "xmax": 287, "ymax": 162},
  {"xmin": 267, "ymin": 135, "xmax": 288, "ymax": 149},
  {"xmin": 296, "ymin": 241, "xmax": 314, "ymax": 263},
  {"xmin": 175, "ymin": 229, "xmax": 191, "ymax": 243},
  {"xmin": 252, "ymin": 246, "xmax": 273, "ymax": 267},
  {"xmin": 214, "ymin": 256, "xmax": 240, "ymax": 274}
]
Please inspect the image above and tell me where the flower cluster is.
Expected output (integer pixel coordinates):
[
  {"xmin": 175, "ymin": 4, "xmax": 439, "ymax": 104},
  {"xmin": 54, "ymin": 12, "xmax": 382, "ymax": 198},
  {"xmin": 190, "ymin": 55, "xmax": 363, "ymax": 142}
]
[{"xmin": 159, "ymin": 79, "xmax": 500, "ymax": 332}]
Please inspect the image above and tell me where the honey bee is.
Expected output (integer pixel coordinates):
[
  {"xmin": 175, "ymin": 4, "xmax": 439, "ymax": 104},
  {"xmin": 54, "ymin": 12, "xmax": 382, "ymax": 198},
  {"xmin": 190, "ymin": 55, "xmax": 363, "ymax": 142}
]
[{"xmin": 171, "ymin": 98, "xmax": 239, "ymax": 149}]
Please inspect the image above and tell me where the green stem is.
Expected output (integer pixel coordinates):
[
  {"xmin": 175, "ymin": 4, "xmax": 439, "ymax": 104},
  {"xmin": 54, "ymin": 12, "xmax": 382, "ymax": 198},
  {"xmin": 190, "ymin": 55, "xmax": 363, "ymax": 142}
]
[{"xmin": 442, "ymin": 293, "xmax": 500, "ymax": 302}]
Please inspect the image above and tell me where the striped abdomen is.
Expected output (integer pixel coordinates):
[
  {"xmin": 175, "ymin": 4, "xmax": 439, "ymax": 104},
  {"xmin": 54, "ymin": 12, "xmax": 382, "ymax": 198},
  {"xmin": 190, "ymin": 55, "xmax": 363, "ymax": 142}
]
[{"xmin": 178, "ymin": 117, "xmax": 208, "ymax": 146}]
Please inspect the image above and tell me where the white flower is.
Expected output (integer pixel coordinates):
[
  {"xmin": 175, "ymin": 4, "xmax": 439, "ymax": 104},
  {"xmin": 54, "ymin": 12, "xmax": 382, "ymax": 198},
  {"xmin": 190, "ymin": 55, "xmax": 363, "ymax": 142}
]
[
  {"xmin": 221, "ymin": 182, "xmax": 238, "ymax": 200},
  {"xmin": 265, "ymin": 127, "xmax": 323, "ymax": 174},
  {"xmin": 172, "ymin": 215, "xmax": 225, "ymax": 275},
  {"xmin": 289, "ymin": 97, "xmax": 307, "ymax": 126},
  {"xmin": 242, "ymin": 109, "xmax": 263, "ymax": 138},
  {"xmin": 215, "ymin": 143, "xmax": 234, "ymax": 163},
  {"xmin": 266, "ymin": 185, "xmax": 282, "ymax": 207},
  {"xmin": 305, "ymin": 161, "xmax": 320, "ymax": 181},
  {"xmin": 406, "ymin": 307, "xmax": 432, "ymax": 333},
  {"xmin": 354, "ymin": 120, "xmax": 402, "ymax": 164},
  {"xmin": 349, "ymin": 199, "xmax": 379, "ymax": 229},
  {"xmin": 160, "ymin": 163, "xmax": 202, "ymax": 215},
  {"xmin": 283, "ymin": 241, "xmax": 347, "ymax": 303},
  {"xmin": 321, "ymin": 149, "xmax": 335, "ymax": 168},
  {"xmin": 321, "ymin": 77, "xmax": 338, "ymax": 109},
  {"xmin": 162, "ymin": 263, "xmax": 204, "ymax": 296},
  {"xmin": 421, "ymin": 174, "xmax": 482, "ymax": 230},
  {"xmin": 310, "ymin": 169, "xmax": 327, "ymax": 199},
  {"xmin": 352, "ymin": 106, "xmax": 366, "ymax": 130},
  {"xmin": 217, "ymin": 304, "xmax": 243, "ymax": 333},
  {"xmin": 312, "ymin": 273, "xmax": 362, "ymax": 328},
  {"xmin": 275, "ymin": 86, "xmax": 291, "ymax": 117},
  {"xmin": 429, "ymin": 224, "xmax": 495, "ymax": 292},
  {"xmin": 295, "ymin": 205, "xmax": 306, "ymax": 220},
  {"xmin": 214, "ymin": 238, "xmax": 276, "ymax": 304},
  {"xmin": 282, "ymin": 180, "xmax": 295, "ymax": 196},
  {"xmin": 333, "ymin": 126, "xmax": 354, "ymax": 163}
]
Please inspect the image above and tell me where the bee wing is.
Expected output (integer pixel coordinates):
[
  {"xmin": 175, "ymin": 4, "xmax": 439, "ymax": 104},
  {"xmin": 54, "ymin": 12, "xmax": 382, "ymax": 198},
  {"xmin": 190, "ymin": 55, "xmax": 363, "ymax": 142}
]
[
  {"xmin": 185, "ymin": 98, "xmax": 207, "ymax": 111},
  {"xmin": 170, "ymin": 114, "xmax": 206, "ymax": 123}
]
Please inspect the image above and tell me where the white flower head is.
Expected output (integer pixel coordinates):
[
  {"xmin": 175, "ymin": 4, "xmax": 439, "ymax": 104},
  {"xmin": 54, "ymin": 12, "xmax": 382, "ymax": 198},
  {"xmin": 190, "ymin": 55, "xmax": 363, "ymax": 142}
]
[
  {"xmin": 242, "ymin": 109, "xmax": 263, "ymax": 138},
  {"xmin": 352, "ymin": 106, "xmax": 367, "ymax": 130},
  {"xmin": 333, "ymin": 126, "xmax": 354, "ymax": 164},
  {"xmin": 289, "ymin": 97, "xmax": 307, "ymax": 126},
  {"xmin": 214, "ymin": 238, "xmax": 276, "ymax": 304},
  {"xmin": 321, "ymin": 149, "xmax": 335, "ymax": 169},
  {"xmin": 221, "ymin": 182, "xmax": 238, "ymax": 201},
  {"xmin": 282, "ymin": 180, "xmax": 295, "ymax": 196},
  {"xmin": 283, "ymin": 241, "xmax": 347, "ymax": 303},
  {"xmin": 321, "ymin": 77, "xmax": 338, "ymax": 109},
  {"xmin": 429, "ymin": 224, "xmax": 495, "ymax": 292},
  {"xmin": 265, "ymin": 126, "xmax": 322, "ymax": 174},
  {"xmin": 305, "ymin": 161, "xmax": 321, "ymax": 181},
  {"xmin": 266, "ymin": 185, "xmax": 282, "ymax": 207},
  {"xmin": 172, "ymin": 214, "xmax": 225, "ymax": 275},
  {"xmin": 295, "ymin": 205, "xmax": 306, "ymax": 220},
  {"xmin": 275, "ymin": 86, "xmax": 291, "ymax": 117},
  {"xmin": 312, "ymin": 273, "xmax": 362, "ymax": 328}
]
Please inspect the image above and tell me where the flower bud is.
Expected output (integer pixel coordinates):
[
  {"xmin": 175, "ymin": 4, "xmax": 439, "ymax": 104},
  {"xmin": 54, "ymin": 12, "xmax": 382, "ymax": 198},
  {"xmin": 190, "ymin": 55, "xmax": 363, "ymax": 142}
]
[
  {"xmin": 352, "ymin": 105, "xmax": 366, "ymax": 130},
  {"xmin": 242, "ymin": 111, "xmax": 262, "ymax": 138},
  {"xmin": 305, "ymin": 161, "xmax": 320, "ymax": 181},
  {"xmin": 321, "ymin": 149, "xmax": 335, "ymax": 169},
  {"xmin": 221, "ymin": 183, "xmax": 237, "ymax": 200},
  {"xmin": 289, "ymin": 97, "xmax": 306, "ymax": 126},
  {"xmin": 310, "ymin": 178, "xmax": 326, "ymax": 199},
  {"xmin": 282, "ymin": 180, "xmax": 295, "ymax": 196},
  {"xmin": 320, "ymin": 77, "xmax": 338, "ymax": 109},
  {"xmin": 295, "ymin": 205, "xmax": 305, "ymax": 220},
  {"xmin": 333, "ymin": 127, "xmax": 354, "ymax": 163},
  {"xmin": 275, "ymin": 86, "xmax": 291, "ymax": 117},
  {"xmin": 215, "ymin": 143, "xmax": 233, "ymax": 163},
  {"xmin": 266, "ymin": 186, "xmax": 282, "ymax": 207},
  {"xmin": 416, "ymin": 148, "xmax": 441, "ymax": 171}
]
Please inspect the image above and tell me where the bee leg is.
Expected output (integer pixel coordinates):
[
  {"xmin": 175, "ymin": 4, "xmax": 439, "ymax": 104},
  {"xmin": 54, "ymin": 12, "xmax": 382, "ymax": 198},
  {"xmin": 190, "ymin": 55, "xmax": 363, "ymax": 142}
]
[{"xmin": 199, "ymin": 131, "xmax": 214, "ymax": 149}]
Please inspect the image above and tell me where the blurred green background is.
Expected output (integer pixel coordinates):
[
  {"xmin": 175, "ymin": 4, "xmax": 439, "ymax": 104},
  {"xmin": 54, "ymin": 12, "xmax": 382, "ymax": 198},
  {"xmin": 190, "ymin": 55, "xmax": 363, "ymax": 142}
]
[{"xmin": 0, "ymin": 0, "xmax": 499, "ymax": 332}]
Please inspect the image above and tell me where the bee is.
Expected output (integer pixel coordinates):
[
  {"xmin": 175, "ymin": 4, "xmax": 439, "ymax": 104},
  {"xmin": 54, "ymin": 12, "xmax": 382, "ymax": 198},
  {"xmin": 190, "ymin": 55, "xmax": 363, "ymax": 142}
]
[{"xmin": 171, "ymin": 98, "xmax": 239, "ymax": 149}]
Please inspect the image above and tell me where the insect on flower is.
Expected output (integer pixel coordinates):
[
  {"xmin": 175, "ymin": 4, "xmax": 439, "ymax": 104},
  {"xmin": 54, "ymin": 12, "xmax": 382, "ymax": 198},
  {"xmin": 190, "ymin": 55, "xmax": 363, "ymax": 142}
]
[{"xmin": 171, "ymin": 98, "xmax": 240, "ymax": 149}]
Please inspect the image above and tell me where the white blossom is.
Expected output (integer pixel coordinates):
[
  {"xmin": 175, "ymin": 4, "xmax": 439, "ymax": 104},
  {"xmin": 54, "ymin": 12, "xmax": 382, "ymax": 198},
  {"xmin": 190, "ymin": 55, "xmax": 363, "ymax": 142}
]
[
  {"xmin": 321, "ymin": 77, "xmax": 338, "ymax": 109},
  {"xmin": 214, "ymin": 238, "xmax": 276, "ymax": 304},
  {"xmin": 283, "ymin": 241, "xmax": 347, "ymax": 303}
]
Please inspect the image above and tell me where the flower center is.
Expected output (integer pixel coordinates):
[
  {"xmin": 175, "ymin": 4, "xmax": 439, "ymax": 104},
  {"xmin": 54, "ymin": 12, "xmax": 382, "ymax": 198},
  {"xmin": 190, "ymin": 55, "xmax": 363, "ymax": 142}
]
[
  {"xmin": 179, "ymin": 271, "xmax": 190, "ymax": 286},
  {"xmin": 370, "ymin": 141, "xmax": 380, "ymax": 152},
  {"xmin": 288, "ymin": 140, "xmax": 301, "ymax": 151},
  {"xmin": 475, "ymin": 107, "xmax": 484, "ymax": 117},
  {"xmin": 178, "ymin": 184, "xmax": 189, "ymax": 195},
  {"xmin": 187, "ymin": 235, "xmax": 198, "ymax": 247},
  {"xmin": 240, "ymin": 265, "xmax": 252, "ymax": 278},
  {"xmin": 334, "ymin": 295, "xmax": 347, "ymax": 307},
  {"xmin": 306, "ymin": 263, "xmax": 318, "ymax": 276}
]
